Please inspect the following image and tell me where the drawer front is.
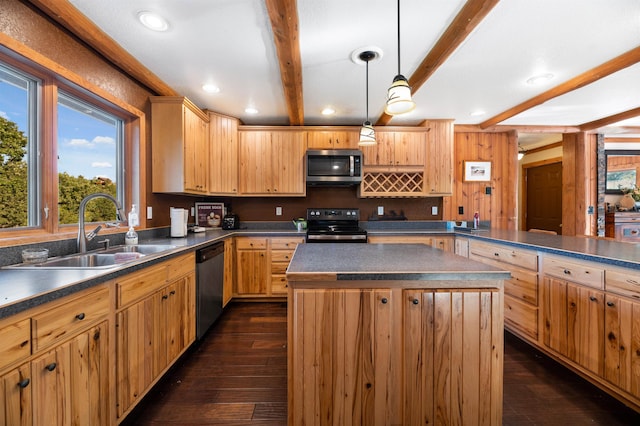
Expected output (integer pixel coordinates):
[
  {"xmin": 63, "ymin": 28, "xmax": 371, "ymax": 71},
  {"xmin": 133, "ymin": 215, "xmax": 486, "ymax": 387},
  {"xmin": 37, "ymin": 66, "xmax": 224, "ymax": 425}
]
[
  {"xmin": 271, "ymin": 249, "xmax": 295, "ymax": 263},
  {"xmin": 505, "ymin": 269, "xmax": 539, "ymax": 306},
  {"xmin": 236, "ymin": 238, "xmax": 268, "ymax": 250},
  {"xmin": 0, "ymin": 318, "xmax": 31, "ymax": 370},
  {"xmin": 117, "ymin": 264, "xmax": 168, "ymax": 307},
  {"xmin": 271, "ymin": 237, "xmax": 304, "ymax": 250},
  {"xmin": 618, "ymin": 224, "xmax": 640, "ymax": 242},
  {"xmin": 167, "ymin": 252, "xmax": 195, "ymax": 281},
  {"xmin": 271, "ymin": 262, "xmax": 289, "ymax": 275},
  {"xmin": 544, "ymin": 257, "xmax": 604, "ymax": 289},
  {"xmin": 606, "ymin": 269, "xmax": 640, "ymax": 300},
  {"xmin": 271, "ymin": 275, "xmax": 288, "ymax": 295},
  {"xmin": 469, "ymin": 241, "xmax": 538, "ymax": 271},
  {"xmin": 32, "ymin": 287, "xmax": 110, "ymax": 351},
  {"xmin": 504, "ymin": 294, "xmax": 538, "ymax": 340}
]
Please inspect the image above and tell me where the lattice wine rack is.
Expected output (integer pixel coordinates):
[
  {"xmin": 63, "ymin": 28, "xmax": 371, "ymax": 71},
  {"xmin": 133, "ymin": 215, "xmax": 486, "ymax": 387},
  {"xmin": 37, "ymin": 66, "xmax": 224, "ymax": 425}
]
[{"xmin": 360, "ymin": 171, "xmax": 425, "ymax": 197}]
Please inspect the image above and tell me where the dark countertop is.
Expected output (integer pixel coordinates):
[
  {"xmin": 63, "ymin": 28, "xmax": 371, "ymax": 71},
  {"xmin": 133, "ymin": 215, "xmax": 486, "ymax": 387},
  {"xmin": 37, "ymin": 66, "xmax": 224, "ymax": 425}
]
[{"xmin": 286, "ymin": 243, "xmax": 510, "ymax": 285}]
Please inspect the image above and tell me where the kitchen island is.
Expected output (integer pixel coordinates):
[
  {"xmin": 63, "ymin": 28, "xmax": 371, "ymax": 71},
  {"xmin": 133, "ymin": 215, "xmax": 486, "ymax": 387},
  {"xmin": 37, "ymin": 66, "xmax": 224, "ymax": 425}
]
[{"xmin": 286, "ymin": 243, "xmax": 510, "ymax": 426}]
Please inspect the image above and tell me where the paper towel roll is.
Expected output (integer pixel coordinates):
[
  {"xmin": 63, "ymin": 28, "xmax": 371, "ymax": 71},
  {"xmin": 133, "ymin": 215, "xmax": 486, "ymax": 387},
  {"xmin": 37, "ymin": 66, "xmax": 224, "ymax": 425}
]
[{"xmin": 170, "ymin": 208, "xmax": 187, "ymax": 237}]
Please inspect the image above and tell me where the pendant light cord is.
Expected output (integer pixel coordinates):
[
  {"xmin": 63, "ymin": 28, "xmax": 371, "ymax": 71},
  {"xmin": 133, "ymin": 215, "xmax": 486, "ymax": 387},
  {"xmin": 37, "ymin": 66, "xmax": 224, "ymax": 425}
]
[
  {"xmin": 365, "ymin": 59, "xmax": 370, "ymax": 121},
  {"xmin": 396, "ymin": 0, "xmax": 401, "ymax": 75}
]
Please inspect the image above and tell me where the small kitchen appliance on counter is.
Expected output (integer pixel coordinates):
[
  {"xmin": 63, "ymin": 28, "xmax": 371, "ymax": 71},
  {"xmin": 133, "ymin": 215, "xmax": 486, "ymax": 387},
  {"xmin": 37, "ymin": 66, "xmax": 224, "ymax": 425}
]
[
  {"xmin": 170, "ymin": 207, "xmax": 188, "ymax": 237},
  {"xmin": 305, "ymin": 208, "xmax": 367, "ymax": 243},
  {"xmin": 222, "ymin": 212, "xmax": 240, "ymax": 230}
]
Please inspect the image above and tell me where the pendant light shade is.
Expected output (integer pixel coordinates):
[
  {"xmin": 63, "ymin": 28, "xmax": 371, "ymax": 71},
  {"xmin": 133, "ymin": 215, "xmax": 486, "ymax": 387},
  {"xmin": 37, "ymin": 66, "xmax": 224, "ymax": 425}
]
[
  {"xmin": 385, "ymin": 0, "xmax": 415, "ymax": 115},
  {"xmin": 358, "ymin": 51, "xmax": 377, "ymax": 146}
]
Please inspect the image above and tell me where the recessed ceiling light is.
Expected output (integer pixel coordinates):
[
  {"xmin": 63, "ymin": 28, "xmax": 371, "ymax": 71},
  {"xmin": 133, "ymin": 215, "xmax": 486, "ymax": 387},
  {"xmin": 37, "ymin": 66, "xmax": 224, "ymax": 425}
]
[
  {"xmin": 526, "ymin": 73, "xmax": 554, "ymax": 86},
  {"xmin": 321, "ymin": 107, "xmax": 335, "ymax": 116},
  {"xmin": 137, "ymin": 11, "xmax": 169, "ymax": 32},
  {"xmin": 202, "ymin": 84, "xmax": 220, "ymax": 93},
  {"xmin": 245, "ymin": 107, "xmax": 259, "ymax": 114},
  {"xmin": 470, "ymin": 110, "xmax": 486, "ymax": 117}
]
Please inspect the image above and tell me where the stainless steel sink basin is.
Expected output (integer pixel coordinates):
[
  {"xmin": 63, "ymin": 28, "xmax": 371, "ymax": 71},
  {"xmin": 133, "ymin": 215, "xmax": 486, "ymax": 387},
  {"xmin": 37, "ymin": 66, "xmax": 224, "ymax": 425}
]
[{"xmin": 5, "ymin": 244, "xmax": 178, "ymax": 269}]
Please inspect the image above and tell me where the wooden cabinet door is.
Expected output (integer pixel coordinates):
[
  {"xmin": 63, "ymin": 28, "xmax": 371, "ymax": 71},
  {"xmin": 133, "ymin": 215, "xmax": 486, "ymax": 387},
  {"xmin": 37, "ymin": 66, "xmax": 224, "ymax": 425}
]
[
  {"xmin": 236, "ymin": 249, "xmax": 268, "ymax": 295},
  {"xmin": 270, "ymin": 131, "xmax": 306, "ymax": 195},
  {"xmin": 454, "ymin": 237, "xmax": 469, "ymax": 257},
  {"xmin": 567, "ymin": 283, "xmax": 604, "ymax": 375},
  {"xmin": 0, "ymin": 362, "xmax": 32, "ymax": 426},
  {"xmin": 362, "ymin": 131, "xmax": 394, "ymax": 166},
  {"xmin": 604, "ymin": 295, "xmax": 640, "ymax": 398},
  {"xmin": 307, "ymin": 130, "xmax": 357, "ymax": 149},
  {"xmin": 208, "ymin": 112, "xmax": 239, "ymax": 195},
  {"xmin": 424, "ymin": 120, "xmax": 453, "ymax": 195},
  {"xmin": 239, "ymin": 131, "xmax": 272, "ymax": 194},
  {"xmin": 183, "ymin": 106, "xmax": 208, "ymax": 194},
  {"xmin": 223, "ymin": 239, "xmax": 235, "ymax": 306},
  {"xmin": 32, "ymin": 322, "xmax": 109, "ymax": 426},
  {"xmin": 543, "ymin": 276, "xmax": 568, "ymax": 356},
  {"xmin": 394, "ymin": 131, "xmax": 425, "ymax": 166}
]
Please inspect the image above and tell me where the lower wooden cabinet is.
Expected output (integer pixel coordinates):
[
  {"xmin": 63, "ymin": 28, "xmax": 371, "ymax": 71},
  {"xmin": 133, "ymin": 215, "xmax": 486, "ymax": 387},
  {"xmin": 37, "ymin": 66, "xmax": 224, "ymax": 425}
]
[
  {"xmin": 289, "ymin": 287, "xmax": 503, "ymax": 425},
  {"xmin": 270, "ymin": 237, "xmax": 304, "ymax": 296},
  {"xmin": 0, "ymin": 361, "xmax": 32, "ymax": 425},
  {"xmin": 367, "ymin": 235, "xmax": 454, "ymax": 252},
  {"xmin": 235, "ymin": 237, "xmax": 269, "ymax": 296}
]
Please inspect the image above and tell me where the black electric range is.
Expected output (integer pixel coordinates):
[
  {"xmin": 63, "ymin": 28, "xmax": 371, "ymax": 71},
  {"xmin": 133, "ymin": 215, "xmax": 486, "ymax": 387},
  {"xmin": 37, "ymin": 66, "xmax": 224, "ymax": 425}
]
[{"xmin": 305, "ymin": 208, "xmax": 367, "ymax": 243}]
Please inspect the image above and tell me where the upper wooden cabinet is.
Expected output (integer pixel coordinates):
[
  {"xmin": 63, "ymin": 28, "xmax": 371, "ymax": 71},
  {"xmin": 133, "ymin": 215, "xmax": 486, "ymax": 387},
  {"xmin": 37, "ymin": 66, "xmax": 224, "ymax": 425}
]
[
  {"xmin": 238, "ymin": 129, "xmax": 306, "ymax": 196},
  {"xmin": 361, "ymin": 130, "xmax": 425, "ymax": 167},
  {"xmin": 424, "ymin": 119, "xmax": 454, "ymax": 195},
  {"xmin": 208, "ymin": 111, "xmax": 239, "ymax": 195},
  {"xmin": 307, "ymin": 129, "xmax": 359, "ymax": 149},
  {"xmin": 151, "ymin": 96, "xmax": 210, "ymax": 195}
]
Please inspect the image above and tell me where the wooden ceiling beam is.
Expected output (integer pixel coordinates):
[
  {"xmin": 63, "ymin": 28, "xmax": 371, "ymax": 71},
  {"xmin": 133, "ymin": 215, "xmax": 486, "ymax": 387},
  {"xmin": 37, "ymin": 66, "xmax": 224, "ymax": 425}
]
[
  {"xmin": 579, "ymin": 106, "xmax": 640, "ymax": 132},
  {"xmin": 26, "ymin": 0, "xmax": 179, "ymax": 96},
  {"xmin": 265, "ymin": 0, "xmax": 304, "ymax": 125},
  {"xmin": 454, "ymin": 124, "xmax": 580, "ymax": 133},
  {"xmin": 480, "ymin": 45, "xmax": 640, "ymax": 129},
  {"xmin": 376, "ymin": 0, "xmax": 500, "ymax": 126}
]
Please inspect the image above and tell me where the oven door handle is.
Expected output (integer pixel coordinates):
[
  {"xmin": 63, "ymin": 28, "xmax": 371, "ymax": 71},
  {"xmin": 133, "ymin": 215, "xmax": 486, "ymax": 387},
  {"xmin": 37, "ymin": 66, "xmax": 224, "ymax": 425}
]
[{"xmin": 349, "ymin": 155, "xmax": 354, "ymax": 177}]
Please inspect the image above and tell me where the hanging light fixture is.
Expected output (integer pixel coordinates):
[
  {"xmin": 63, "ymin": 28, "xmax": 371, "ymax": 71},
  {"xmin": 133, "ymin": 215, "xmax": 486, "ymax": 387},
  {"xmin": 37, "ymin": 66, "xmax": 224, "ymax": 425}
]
[
  {"xmin": 518, "ymin": 144, "xmax": 526, "ymax": 160},
  {"xmin": 385, "ymin": 0, "xmax": 415, "ymax": 115},
  {"xmin": 359, "ymin": 51, "xmax": 377, "ymax": 146}
]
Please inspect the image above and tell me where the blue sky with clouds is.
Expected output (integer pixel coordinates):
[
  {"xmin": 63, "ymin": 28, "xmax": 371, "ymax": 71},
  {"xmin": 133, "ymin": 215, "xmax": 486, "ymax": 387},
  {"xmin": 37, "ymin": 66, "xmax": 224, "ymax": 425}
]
[{"xmin": 0, "ymin": 80, "xmax": 117, "ymax": 181}]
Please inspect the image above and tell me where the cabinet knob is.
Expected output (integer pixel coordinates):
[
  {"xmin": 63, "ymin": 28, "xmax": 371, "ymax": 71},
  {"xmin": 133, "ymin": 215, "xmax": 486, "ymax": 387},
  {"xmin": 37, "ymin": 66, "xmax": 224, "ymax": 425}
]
[
  {"xmin": 563, "ymin": 269, "xmax": 571, "ymax": 275},
  {"xmin": 45, "ymin": 362, "xmax": 57, "ymax": 372},
  {"xmin": 162, "ymin": 294, "xmax": 169, "ymax": 300},
  {"xmin": 170, "ymin": 290, "xmax": 176, "ymax": 296},
  {"xmin": 494, "ymin": 252, "xmax": 499, "ymax": 257},
  {"xmin": 589, "ymin": 296, "xmax": 598, "ymax": 302},
  {"xmin": 381, "ymin": 298, "xmax": 388, "ymax": 304},
  {"xmin": 412, "ymin": 298, "xmax": 419, "ymax": 305},
  {"xmin": 75, "ymin": 313, "xmax": 86, "ymax": 320},
  {"xmin": 17, "ymin": 378, "xmax": 30, "ymax": 388},
  {"xmin": 607, "ymin": 301, "xmax": 615, "ymax": 307}
]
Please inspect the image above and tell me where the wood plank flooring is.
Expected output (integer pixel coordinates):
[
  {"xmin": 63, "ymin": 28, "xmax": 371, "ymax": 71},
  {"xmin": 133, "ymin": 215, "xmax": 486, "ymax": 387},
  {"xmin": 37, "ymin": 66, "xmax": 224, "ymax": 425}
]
[{"xmin": 122, "ymin": 302, "xmax": 640, "ymax": 425}]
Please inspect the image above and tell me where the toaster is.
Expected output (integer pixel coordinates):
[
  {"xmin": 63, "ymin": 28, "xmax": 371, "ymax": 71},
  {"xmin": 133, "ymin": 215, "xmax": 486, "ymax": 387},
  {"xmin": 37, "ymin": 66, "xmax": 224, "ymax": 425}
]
[{"xmin": 222, "ymin": 213, "xmax": 240, "ymax": 230}]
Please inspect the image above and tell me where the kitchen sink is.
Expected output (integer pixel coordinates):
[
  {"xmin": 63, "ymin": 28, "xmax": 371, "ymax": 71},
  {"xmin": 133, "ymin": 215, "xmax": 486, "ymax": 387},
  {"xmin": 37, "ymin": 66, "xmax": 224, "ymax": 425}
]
[{"xmin": 5, "ymin": 244, "xmax": 179, "ymax": 269}]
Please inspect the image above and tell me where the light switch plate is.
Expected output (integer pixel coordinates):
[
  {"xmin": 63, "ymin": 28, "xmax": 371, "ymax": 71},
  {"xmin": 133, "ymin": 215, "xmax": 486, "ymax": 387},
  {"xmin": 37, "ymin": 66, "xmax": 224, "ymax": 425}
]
[
  {"xmin": 431, "ymin": 206, "xmax": 438, "ymax": 215},
  {"xmin": 378, "ymin": 206, "xmax": 384, "ymax": 216},
  {"xmin": 276, "ymin": 206, "xmax": 282, "ymax": 216},
  {"xmin": 147, "ymin": 206, "xmax": 153, "ymax": 219},
  {"xmin": 190, "ymin": 207, "xmax": 195, "ymax": 217}
]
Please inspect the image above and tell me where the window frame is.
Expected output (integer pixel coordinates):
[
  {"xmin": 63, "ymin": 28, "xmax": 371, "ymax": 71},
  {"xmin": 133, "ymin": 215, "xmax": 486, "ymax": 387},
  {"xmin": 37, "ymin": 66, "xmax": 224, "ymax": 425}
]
[{"xmin": 0, "ymin": 46, "xmax": 145, "ymax": 245}]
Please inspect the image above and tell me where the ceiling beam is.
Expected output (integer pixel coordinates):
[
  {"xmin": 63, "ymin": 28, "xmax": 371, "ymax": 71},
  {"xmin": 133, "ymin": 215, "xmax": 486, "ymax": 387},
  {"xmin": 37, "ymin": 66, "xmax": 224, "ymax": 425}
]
[
  {"xmin": 480, "ymin": 45, "xmax": 640, "ymax": 129},
  {"xmin": 579, "ymin": 106, "xmax": 640, "ymax": 132},
  {"xmin": 26, "ymin": 0, "xmax": 179, "ymax": 96},
  {"xmin": 265, "ymin": 0, "xmax": 304, "ymax": 125},
  {"xmin": 376, "ymin": 0, "xmax": 500, "ymax": 126}
]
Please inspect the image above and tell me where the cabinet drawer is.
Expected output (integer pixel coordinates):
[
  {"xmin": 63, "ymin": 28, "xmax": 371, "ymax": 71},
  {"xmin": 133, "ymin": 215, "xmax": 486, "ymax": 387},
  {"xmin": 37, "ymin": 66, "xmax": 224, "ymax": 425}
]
[
  {"xmin": 0, "ymin": 318, "xmax": 31, "ymax": 370},
  {"xmin": 544, "ymin": 256, "xmax": 604, "ymax": 289},
  {"xmin": 167, "ymin": 252, "xmax": 195, "ymax": 281},
  {"xmin": 271, "ymin": 262, "xmax": 290, "ymax": 275},
  {"xmin": 504, "ymin": 294, "xmax": 538, "ymax": 340},
  {"xmin": 271, "ymin": 249, "xmax": 295, "ymax": 263},
  {"xmin": 116, "ymin": 264, "xmax": 168, "ymax": 307},
  {"xmin": 32, "ymin": 287, "xmax": 109, "ymax": 351},
  {"xmin": 469, "ymin": 241, "xmax": 538, "ymax": 271},
  {"xmin": 606, "ymin": 269, "xmax": 640, "ymax": 300},
  {"xmin": 271, "ymin": 275, "xmax": 288, "ymax": 295},
  {"xmin": 271, "ymin": 237, "xmax": 304, "ymax": 250},
  {"xmin": 505, "ymin": 269, "xmax": 538, "ymax": 306},
  {"xmin": 236, "ymin": 238, "xmax": 268, "ymax": 249}
]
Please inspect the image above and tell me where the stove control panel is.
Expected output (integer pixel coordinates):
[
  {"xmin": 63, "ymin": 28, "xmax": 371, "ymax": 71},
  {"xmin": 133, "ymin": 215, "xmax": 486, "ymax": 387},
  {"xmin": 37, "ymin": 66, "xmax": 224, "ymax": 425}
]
[{"xmin": 307, "ymin": 208, "xmax": 360, "ymax": 221}]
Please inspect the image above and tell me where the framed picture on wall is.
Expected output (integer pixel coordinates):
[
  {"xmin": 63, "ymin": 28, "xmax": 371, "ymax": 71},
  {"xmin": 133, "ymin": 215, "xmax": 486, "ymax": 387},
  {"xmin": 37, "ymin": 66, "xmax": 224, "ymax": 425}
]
[
  {"xmin": 464, "ymin": 161, "xmax": 492, "ymax": 182},
  {"xmin": 195, "ymin": 202, "xmax": 224, "ymax": 228}
]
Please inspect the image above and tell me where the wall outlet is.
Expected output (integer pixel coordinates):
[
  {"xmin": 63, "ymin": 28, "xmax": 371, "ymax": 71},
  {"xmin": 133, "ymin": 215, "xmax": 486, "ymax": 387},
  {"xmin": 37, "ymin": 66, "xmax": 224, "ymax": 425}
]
[
  {"xmin": 147, "ymin": 206, "xmax": 152, "ymax": 220},
  {"xmin": 588, "ymin": 205, "xmax": 594, "ymax": 215},
  {"xmin": 485, "ymin": 186, "xmax": 492, "ymax": 195},
  {"xmin": 275, "ymin": 206, "xmax": 282, "ymax": 216},
  {"xmin": 377, "ymin": 206, "xmax": 384, "ymax": 216},
  {"xmin": 190, "ymin": 207, "xmax": 195, "ymax": 217},
  {"xmin": 431, "ymin": 206, "xmax": 438, "ymax": 215},
  {"xmin": 458, "ymin": 206, "xmax": 464, "ymax": 215}
]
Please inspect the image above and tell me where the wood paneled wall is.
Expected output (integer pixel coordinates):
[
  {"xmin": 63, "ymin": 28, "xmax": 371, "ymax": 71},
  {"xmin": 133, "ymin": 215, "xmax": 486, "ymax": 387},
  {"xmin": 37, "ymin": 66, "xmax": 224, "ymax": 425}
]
[
  {"xmin": 443, "ymin": 131, "xmax": 518, "ymax": 230},
  {"xmin": 563, "ymin": 132, "xmax": 598, "ymax": 236}
]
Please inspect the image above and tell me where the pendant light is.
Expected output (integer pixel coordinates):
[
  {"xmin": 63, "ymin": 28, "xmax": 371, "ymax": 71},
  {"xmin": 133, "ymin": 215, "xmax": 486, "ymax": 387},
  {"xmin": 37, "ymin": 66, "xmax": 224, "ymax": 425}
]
[
  {"xmin": 359, "ymin": 51, "xmax": 377, "ymax": 146},
  {"xmin": 385, "ymin": 0, "xmax": 415, "ymax": 115}
]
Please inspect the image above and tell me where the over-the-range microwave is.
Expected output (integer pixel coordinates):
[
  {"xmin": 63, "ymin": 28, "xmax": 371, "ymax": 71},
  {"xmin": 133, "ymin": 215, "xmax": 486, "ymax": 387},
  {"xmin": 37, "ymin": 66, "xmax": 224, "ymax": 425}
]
[{"xmin": 305, "ymin": 149, "xmax": 363, "ymax": 186}]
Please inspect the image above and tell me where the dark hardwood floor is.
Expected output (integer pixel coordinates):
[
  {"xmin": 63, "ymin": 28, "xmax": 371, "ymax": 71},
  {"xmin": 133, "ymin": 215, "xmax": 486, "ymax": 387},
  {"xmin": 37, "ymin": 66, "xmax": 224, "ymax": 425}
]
[{"xmin": 122, "ymin": 302, "xmax": 640, "ymax": 425}]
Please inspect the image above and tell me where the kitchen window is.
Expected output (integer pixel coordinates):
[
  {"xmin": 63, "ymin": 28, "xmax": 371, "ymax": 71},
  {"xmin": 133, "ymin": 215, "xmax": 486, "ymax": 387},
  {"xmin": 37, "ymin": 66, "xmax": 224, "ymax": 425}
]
[{"xmin": 0, "ymin": 51, "xmax": 141, "ymax": 240}]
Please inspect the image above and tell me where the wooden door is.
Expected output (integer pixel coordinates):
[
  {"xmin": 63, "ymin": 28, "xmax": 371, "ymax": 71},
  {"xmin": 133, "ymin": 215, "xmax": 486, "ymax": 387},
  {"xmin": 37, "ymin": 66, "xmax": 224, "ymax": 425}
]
[
  {"xmin": 239, "ymin": 131, "xmax": 272, "ymax": 194},
  {"xmin": 0, "ymin": 362, "xmax": 32, "ymax": 426},
  {"xmin": 270, "ymin": 131, "xmax": 306, "ymax": 195},
  {"xmin": 543, "ymin": 276, "xmax": 568, "ymax": 356},
  {"xmin": 236, "ymin": 249, "xmax": 268, "ymax": 295},
  {"xmin": 223, "ymin": 239, "xmax": 235, "ymax": 306},
  {"xmin": 208, "ymin": 113, "xmax": 238, "ymax": 195},
  {"xmin": 183, "ymin": 106, "xmax": 208, "ymax": 194},
  {"xmin": 604, "ymin": 295, "xmax": 640, "ymax": 398},
  {"xmin": 526, "ymin": 162, "xmax": 562, "ymax": 234},
  {"xmin": 362, "ymin": 132, "xmax": 394, "ymax": 166},
  {"xmin": 394, "ymin": 131, "xmax": 425, "ymax": 166},
  {"xmin": 307, "ymin": 130, "xmax": 357, "ymax": 149},
  {"xmin": 424, "ymin": 120, "xmax": 454, "ymax": 195},
  {"xmin": 567, "ymin": 284, "xmax": 604, "ymax": 375}
]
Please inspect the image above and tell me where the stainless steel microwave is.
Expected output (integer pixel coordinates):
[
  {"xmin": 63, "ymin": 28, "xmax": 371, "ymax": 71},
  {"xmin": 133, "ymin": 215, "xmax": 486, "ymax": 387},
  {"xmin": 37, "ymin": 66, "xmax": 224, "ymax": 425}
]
[{"xmin": 306, "ymin": 149, "xmax": 363, "ymax": 186}]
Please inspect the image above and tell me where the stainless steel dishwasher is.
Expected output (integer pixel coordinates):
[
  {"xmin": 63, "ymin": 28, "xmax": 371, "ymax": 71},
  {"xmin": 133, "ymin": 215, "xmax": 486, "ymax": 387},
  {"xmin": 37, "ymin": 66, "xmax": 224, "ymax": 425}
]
[{"xmin": 195, "ymin": 242, "xmax": 224, "ymax": 339}]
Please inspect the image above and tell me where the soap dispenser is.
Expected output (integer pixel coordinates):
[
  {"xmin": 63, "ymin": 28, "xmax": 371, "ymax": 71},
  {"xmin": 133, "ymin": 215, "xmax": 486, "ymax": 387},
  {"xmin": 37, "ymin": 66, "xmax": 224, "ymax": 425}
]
[{"xmin": 125, "ymin": 205, "xmax": 139, "ymax": 245}]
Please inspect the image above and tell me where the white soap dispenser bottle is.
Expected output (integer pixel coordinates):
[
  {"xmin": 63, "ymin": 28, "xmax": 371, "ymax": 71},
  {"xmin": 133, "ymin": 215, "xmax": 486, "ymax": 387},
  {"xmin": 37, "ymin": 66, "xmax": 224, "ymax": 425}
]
[{"xmin": 125, "ymin": 205, "xmax": 139, "ymax": 245}]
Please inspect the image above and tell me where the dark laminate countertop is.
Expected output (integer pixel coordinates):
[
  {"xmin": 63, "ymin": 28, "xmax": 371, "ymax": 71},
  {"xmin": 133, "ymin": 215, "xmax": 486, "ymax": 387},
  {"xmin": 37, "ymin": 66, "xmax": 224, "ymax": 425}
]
[{"xmin": 286, "ymin": 243, "xmax": 510, "ymax": 286}]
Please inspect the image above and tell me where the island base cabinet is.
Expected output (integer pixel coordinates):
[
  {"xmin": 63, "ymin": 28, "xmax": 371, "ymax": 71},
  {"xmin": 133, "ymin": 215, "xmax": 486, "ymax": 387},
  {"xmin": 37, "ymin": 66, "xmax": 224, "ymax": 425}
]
[
  {"xmin": 604, "ymin": 295, "xmax": 640, "ymax": 399},
  {"xmin": 288, "ymin": 287, "xmax": 503, "ymax": 426}
]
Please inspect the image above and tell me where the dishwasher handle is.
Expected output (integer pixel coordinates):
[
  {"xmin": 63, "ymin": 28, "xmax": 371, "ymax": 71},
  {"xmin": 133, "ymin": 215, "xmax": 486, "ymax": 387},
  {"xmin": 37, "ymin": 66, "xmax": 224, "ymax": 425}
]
[{"xmin": 196, "ymin": 242, "xmax": 224, "ymax": 263}]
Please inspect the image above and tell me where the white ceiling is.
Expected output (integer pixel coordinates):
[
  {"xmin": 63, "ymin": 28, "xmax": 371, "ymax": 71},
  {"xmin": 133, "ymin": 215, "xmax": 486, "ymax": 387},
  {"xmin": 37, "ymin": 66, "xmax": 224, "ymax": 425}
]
[{"xmin": 67, "ymin": 0, "xmax": 640, "ymax": 143}]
